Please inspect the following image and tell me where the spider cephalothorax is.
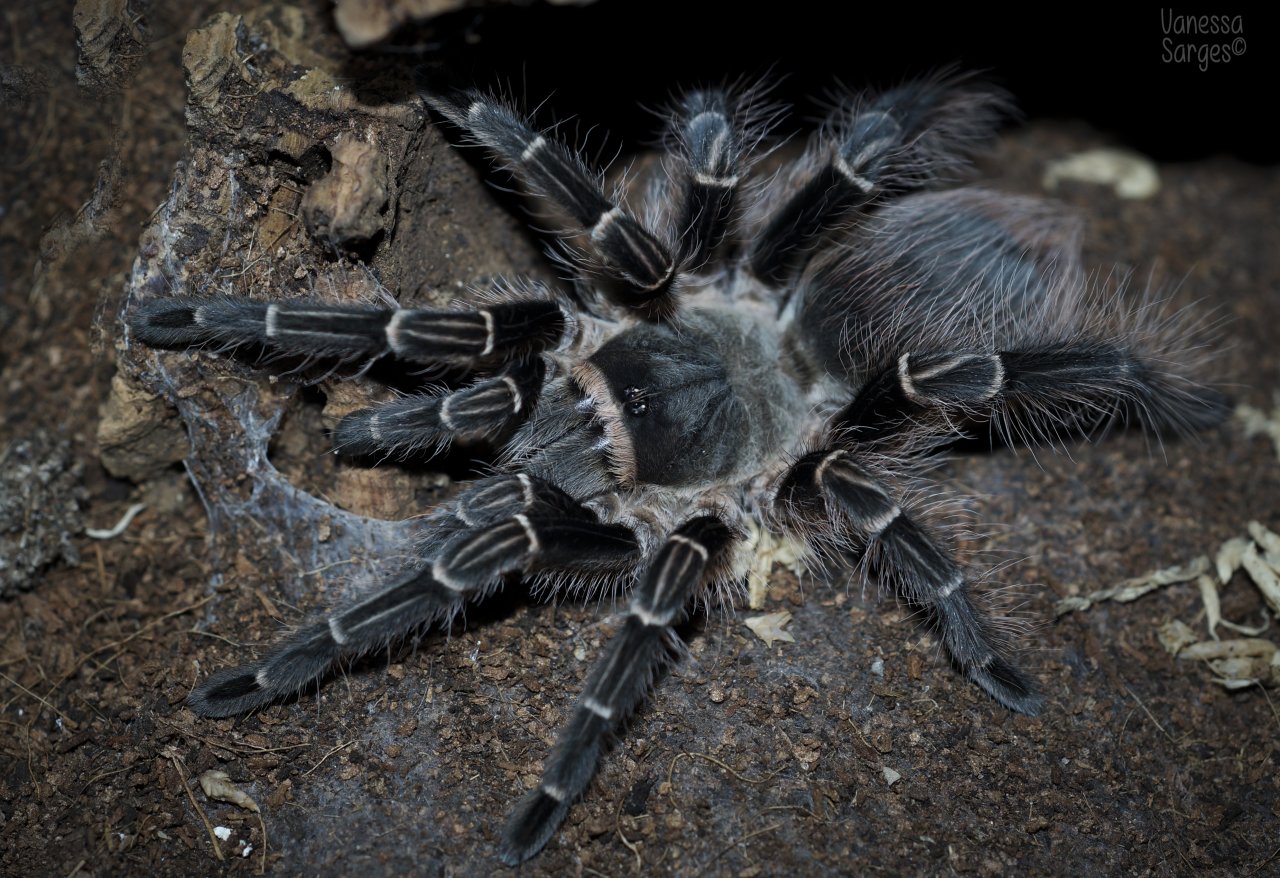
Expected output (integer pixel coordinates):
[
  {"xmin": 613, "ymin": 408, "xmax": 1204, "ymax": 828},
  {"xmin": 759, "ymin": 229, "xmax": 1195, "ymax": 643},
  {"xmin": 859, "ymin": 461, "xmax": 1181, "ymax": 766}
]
[{"xmin": 128, "ymin": 73, "xmax": 1227, "ymax": 863}]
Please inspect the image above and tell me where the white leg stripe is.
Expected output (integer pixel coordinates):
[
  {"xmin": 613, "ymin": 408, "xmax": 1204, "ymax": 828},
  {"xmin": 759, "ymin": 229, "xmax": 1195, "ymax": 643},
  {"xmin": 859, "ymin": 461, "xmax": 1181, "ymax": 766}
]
[
  {"xmin": 813, "ymin": 449, "xmax": 846, "ymax": 484},
  {"xmin": 385, "ymin": 309, "xmax": 407, "ymax": 353},
  {"xmin": 833, "ymin": 153, "xmax": 874, "ymax": 193},
  {"xmin": 517, "ymin": 473, "xmax": 535, "ymax": 509},
  {"xmin": 368, "ymin": 412, "xmax": 383, "ymax": 442},
  {"xmin": 521, "ymin": 135, "xmax": 546, "ymax": 163},
  {"xmin": 264, "ymin": 304, "xmax": 279, "ymax": 338},
  {"xmin": 431, "ymin": 560, "xmax": 468, "ymax": 593},
  {"xmin": 329, "ymin": 617, "xmax": 348, "ymax": 645},
  {"xmin": 255, "ymin": 668, "xmax": 271, "ymax": 689},
  {"xmin": 480, "ymin": 310, "xmax": 494, "ymax": 357},
  {"xmin": 900, "ymin": 353, "xmax": 1006, "ymax": 402},
  {"xmin": 911, "ymin": 355, "xmax": 971, "ymax": 382},
  {"xmin": 863, "ymin": 505, "xmax": 901, "ymax": 538},
  {"xmin": 693, "ymin": 172, "xmax": 739, "ymax": 188},
  {"xmin": 983, "ymin": 354, "xmax": 1005, "ymax": 401},
  {"xmin": 501, "ymin": 375, "xmax": 523, "ymax": 413},
  {"xmin": 591, "ymin": 206, "xmax": 624, "ymax": 241},
  {"xmin": 631, "ymin": 604, "xmax": 675, "ymax": 628},
  {"xmin": 898, "ymin": 352, "xmax": 921, "ymax": 401},
  {"xmin": 938, "ymin": 574, "xmax": 964, "ymax": 599},
  {"xmin": 583, "ymin": 697, "xmax": 614, "ymax": 720},
  {"xmin": 193, "ymin": 306, "xmax": 208, "ymax": 327},
  {"xmin": 438, "ymin": 394, "xmax": 456, "ymax": 429},
  {"xmin": 829, "ymin": 469, "xmax": 885, "ymax": 493},
  {"xmin": 635, "ymin": 262, "xmax": 677, "ymax": 293},
  {"xmin": 466, "ymin": 101, "xmax": 485, "ymax": 122},
  {"xmin": 514, "ymin": 513, "xmax": 540, "ymax": 554},
  {"xmin": 541, "ymin": 783, "xmax": 567, "ymax": 802},
  {"xmin": 669, "ymin": 533, "xmax": 709, "ymax": 560}
]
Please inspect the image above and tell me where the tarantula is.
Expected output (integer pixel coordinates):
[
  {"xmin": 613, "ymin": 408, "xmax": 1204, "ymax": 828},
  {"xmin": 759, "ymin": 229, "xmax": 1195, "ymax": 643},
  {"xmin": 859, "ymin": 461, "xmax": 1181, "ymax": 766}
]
[{"xmin": 129, "ymin": 74, "xmax": 1226, "ymax": 864}]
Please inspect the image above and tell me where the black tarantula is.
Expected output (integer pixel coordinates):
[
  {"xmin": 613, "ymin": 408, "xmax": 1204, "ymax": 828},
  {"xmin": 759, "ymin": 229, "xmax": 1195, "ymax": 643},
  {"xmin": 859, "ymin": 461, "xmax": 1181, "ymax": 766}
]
[{"xmin": 129, "ymin": 73, "xmax": 1227, "ymax": 864}]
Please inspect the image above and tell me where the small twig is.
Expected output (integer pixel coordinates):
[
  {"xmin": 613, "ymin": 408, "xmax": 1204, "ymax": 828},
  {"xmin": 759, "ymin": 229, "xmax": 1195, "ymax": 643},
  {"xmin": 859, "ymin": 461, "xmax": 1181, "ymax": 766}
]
[
  {"xmin": 613, "ymin": 787, "xmax": 644, "ymax": 873},
  {"xmin": 694, "ymin": 821, "xmax": 783, "ymax": 876},
  {"xmin": 252, "ymin": 804, "xmax": 269, "ymax": 874},
  {"xmin": 158, "ymin": 718, "xmax": 310, "ymax": 756},
  {"xmin": 0, "ymin": 670, "xmax": 74, "ymax": 726},
  {"xmin": 93, "ymin": 544, "xmax": 109, "ymax": 592},
  {"xmin": 301, "ymin": 739, "xmax": 355, "ymax": 777},
  {"xmin": 665, "ymin": 751, "xmax": 783, "ymax": 789},
  {"xmin": 166, "ymin": 751, "xmax": 225, "ymax": 862},
  {"xmin": 1246, "ymin": 843, "xmax": 1280, "ymax": 876},
  {"xmin": 1123, "ymin": 685, "xmax": 1174, "ymax": 742},
  {"xmin": 1260, "ymin": 685, "xmax": 1280, "ymax": 734},
  {"xmin": 63, "ymin": 859, "xmax": 86, "ymax": 878},
  {"xmin": 78, "ymin": 764, "xmax": 132, "ymax": 796},
  {"xmin": 52, "ymin": 595, "xmax": 215, "ymax": 691}
]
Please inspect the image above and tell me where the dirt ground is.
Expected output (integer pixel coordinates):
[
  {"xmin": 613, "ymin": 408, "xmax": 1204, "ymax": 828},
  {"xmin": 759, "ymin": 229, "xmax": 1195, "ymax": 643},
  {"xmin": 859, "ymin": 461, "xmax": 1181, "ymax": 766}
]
[{"xmin": 2, "ymin": 3, "xmax": 1278, "ymax": 877}]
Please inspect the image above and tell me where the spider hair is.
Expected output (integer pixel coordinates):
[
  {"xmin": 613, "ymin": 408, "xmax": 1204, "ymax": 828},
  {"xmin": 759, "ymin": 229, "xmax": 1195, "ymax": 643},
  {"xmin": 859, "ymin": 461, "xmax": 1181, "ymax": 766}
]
[{"xmin": 128, "ymin": 71, "xmax": 1228, "ymax": 865}]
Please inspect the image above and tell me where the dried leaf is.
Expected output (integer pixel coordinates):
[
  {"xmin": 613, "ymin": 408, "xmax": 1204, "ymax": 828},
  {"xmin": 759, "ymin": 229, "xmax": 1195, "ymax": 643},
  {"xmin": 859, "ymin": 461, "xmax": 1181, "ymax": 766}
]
[
  {"xmin": 1055, "ymin": 556, "xmax": 1209, "ymax": 616},
  {"xmin": 1247, "ymin": 521, "xmax": 1280, "ymax": 556},
  {"xmin": 1241, "ymin": 544, "xmax": 1280, "ymax": 617},
  {"xmin": 1157, "ymin": 619, "xmax": 1198, "ymax": 656},
  {"xmin": 1215, "ymin": 537, "xmax": 1251, "ymax": 584},
  {"xmin": 1179, "ymin": 638, "xmax": 1277, "ymax": 661},
  {"xmin": 199, "ymin": 770, "xmax": 260, "ymax": 813},
  {"xmin": 745, "ymin": 611, "xmax": 795, "ymax": 648}
]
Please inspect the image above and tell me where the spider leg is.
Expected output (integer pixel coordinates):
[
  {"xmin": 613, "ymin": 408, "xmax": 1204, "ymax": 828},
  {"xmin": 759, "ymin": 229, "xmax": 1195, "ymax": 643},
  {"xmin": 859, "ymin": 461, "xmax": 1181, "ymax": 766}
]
[
  {"xmin": 500, "ymin": 515, "xmax": 735, "ymax": 864},
  {"xmin": 749, "ymin": 75, "xmax": 1008, "ymax": 285},
  {"xmin": 777, "ymin": 449, "xmax": 1042, "ymax": 715},
  {"xmin": 187, "ymin": 566, "xmax": 461, "ymax": 717},
  {"xmin": 665, "ymin": 90, "xmax": 744, "ymax": 268},
  {"xmin": 429, "ymin": 91, "xmax": 676, "ymax": 302},
  {"xmin": 433, "ymin": 511, "xmax": 637, "ymax": 590},
  {"xmin": 834, "ymin": 344, "xmax": 1230, "ymax": 448},
  {"xmin": 186, "ymin": 476, "xmax": 638, "ymax": 718},
  {"xmin": 333, "ymin": 358, "xmax": 544, "ymax": 457},
  {"xmin": 129, "ymin": 295, "xmax": 568, "ymax": 367}
]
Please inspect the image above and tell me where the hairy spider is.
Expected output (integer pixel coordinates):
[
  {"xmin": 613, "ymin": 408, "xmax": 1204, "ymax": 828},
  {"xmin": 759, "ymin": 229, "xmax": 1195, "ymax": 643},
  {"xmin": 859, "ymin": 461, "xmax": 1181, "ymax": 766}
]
[{"xmin": 128, "ymin": 73, "xmax": 1227, "ymax": 864}]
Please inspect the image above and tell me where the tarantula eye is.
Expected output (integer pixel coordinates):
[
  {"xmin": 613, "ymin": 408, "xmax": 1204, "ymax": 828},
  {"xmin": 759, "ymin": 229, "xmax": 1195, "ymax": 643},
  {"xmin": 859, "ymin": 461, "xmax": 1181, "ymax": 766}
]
[{"xmin": 623, "ymin": 385, "xmax": 649, "ymax": 416}]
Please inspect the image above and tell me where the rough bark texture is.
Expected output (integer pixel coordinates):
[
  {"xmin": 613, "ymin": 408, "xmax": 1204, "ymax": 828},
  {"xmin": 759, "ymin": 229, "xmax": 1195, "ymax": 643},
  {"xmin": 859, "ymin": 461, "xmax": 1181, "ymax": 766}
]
[{"xmin": 2, "ymin": 3, "xmax": 1278, "ymax": 877}]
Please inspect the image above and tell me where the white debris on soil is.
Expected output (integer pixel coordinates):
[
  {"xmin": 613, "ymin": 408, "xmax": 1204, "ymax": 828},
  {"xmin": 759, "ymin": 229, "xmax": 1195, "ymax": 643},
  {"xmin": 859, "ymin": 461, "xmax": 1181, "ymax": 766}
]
[
  {"xmin": 1054, "ymin": 557, "xmax": 1210, "ymax": 616},
  {"xmin": 1110, "ymin": 522, "xmax": 1280, "ymax": 689},
  {"xmin": 741, "ymin": 519, "xmax": 808, "ymax": 609},
  {"xmin": 1043, "ymin": 148, "xmax": 1160, "ymax": 199},
  {"xmin": 1237, "ymin": 399, "xmax": 1280, "ymax": 462},
  {"xmin": 214, "ymin": 826, "xmax": 232, "ymax": 841}
]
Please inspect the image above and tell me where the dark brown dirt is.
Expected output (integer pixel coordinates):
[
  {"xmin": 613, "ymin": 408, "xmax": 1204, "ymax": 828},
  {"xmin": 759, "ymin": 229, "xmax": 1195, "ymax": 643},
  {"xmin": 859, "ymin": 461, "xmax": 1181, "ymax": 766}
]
[{"xmin": 2, "ymin": 4, "xmax": 1278, "ymax": 878}]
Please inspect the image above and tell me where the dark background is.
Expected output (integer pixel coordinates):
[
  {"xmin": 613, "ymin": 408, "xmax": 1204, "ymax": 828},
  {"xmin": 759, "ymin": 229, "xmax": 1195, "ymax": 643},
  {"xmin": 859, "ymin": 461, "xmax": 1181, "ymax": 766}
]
[{"xmin": 390, "ymin": 3, "xmax": 1274, "ymax": 162}]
